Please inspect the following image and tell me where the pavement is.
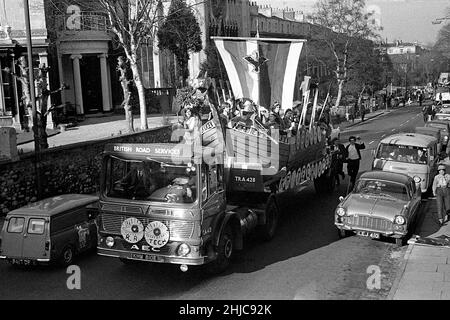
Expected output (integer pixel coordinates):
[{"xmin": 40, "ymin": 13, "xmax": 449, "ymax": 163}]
[
  {"xmin": 388, "ymin": 197, "xmax": 450, "ymax": 300},
  {"xmin": 15, "ymin": 113, "xmax": 179, "ymax": 153}
]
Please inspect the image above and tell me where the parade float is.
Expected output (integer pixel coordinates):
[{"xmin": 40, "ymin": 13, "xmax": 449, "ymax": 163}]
[{"xmin": 96, "ymin": 37, "xmax": 337, "ymax": 273}]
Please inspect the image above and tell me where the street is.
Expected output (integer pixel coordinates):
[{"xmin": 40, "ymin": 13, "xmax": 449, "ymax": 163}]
[{"xmin": 0, "ymin": 105, "xmax": 425, "ymax": 300}]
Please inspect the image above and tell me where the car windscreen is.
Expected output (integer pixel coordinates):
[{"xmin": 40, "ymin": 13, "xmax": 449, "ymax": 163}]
[
  {"xmin": 104, "ymin": 157, "xmax": 197, "ymax": 204},
  {"xmin": 355, "ymin": 179, "xmax": 410, "ymax": 201},
  {"xmin": 376, "ymin": 144, "xmax": 428, "ymax": 164}
]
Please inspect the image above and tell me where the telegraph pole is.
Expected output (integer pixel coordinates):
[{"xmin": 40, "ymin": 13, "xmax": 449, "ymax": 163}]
[{"xmin": 23, "ymin": 0, "xmax": 42, "ymax": 198}]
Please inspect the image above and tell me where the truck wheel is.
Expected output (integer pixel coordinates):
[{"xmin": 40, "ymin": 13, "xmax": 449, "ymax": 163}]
[
  {"xmin": 59, "ymin": 246, "xmax": 74, "ymax": 267},
  {"xmin": 259, "ymin": 196, "xmax": 279, "ymax": 241},
  {"xmin": 315, "ymin": 171, "xmax": 335, "ymax": 195},
  {"xmin": 207, "ymin": 225, "xmax": 234, "ymax": 274}
]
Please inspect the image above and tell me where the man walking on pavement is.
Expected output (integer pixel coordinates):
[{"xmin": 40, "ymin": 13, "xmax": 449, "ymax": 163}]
[
  {"xmin": 346, "ymin": 136, "xmax": 365, "ymax": 191},
  {"xmin": 432, "ymin": 164, "xmax": 450, "ymax": 226}
]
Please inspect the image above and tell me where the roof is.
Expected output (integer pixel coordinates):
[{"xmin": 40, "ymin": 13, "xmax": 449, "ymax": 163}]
[
  {"xmin": 8, "ymin": 194, "xmax": 99, "ymax": 217},
  {"xmin": 380, "ymin": 133, "xmax": 437, "ymax": 147},
  {"xmin": 360, "ymin": 171, "xmax": 412, "ymax": 185}
]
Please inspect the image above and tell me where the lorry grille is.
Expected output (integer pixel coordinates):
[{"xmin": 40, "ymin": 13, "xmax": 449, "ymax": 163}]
[
  {"xmin": 345, "ymin": 215, "xmax": 393, "ymax": 231},
  {"xmin": 101, "ymin": 214, "xmax": 195, "ymax": 240}
]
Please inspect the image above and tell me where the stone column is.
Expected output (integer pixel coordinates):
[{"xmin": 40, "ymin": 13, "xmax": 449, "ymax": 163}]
[
  {"xmin": 57, "ymin": 51, "xmax": 66, "ymax": 105},
  {"xmin": 99, "ymin": 53, "xmax": 111, "ymax": 112},
  {"xmin": 70, "ymin": 54, "xmax": 84, "ymax": 115}
]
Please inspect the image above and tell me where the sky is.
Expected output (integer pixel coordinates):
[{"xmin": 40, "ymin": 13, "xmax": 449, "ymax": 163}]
[{"xmin": 255, "ymin": 0, "xmax": 449, "ymax": 46}]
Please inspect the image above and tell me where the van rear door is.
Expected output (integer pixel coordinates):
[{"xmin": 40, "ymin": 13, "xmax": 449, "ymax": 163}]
[
  {"xmin": 22, "ymin": 218, "xmax": 48, "ymax": 260},
  {"xmin": 2, "ymin": 216, "xmax": 26, "ymax": 258}
]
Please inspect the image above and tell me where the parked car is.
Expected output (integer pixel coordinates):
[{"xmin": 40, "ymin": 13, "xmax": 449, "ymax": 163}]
[
  {"xmin": 372, "ymin": 133, "xmax": 439, "ymax": 194},
  {"xmin": 425, "ymin": 120, "xmax": 450, "ymax": 150},
  {"xmin": 335, "ymin": 171, "xmax": 422, "ymax": 246},
  {"xmin": 0, "ymin": 194, "xmax": 99, "ymax": 267}
]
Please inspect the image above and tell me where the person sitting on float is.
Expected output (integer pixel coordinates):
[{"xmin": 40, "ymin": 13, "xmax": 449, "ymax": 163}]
[
  {"xmin": 281, "ymin": 108, "xmax": 297, "ymax": 137},
  {"xmin": 183, "ymin": 106, "xmax": 200, "ymax": 144},
  {"xmin": 271, "ymin": 101, "xmax": 283, "ymax": 125},
  {"xmin": 229, "ymin": 101, "xmax": 255, "ymax": 129},
  {"xmin": 255, "ymin": 106, "xmax": 270, "ymax": 127},
  {"xmin": 264, "ymin": 111, "xmax": 281, "ymax": 131}
]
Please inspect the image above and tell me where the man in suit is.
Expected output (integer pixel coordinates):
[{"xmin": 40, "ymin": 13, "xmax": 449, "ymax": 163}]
[
  {"xmin": 346, "ymin": 136, "xmax": 366, "ymax": 190},
  {"xmin": 122, "ymin": 163, "xmax": 157, "ymax": 199}
]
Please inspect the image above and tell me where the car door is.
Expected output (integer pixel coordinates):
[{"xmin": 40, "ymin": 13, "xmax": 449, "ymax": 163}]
[
  {"xmin": 22, "ymin": 217, "xmax": 49, "ymax": 260},
  {"xmin": 408, "ymin": 181, "xmax": 421, "ymax": 222},
  {"xmin": 1, "ymin": 216, "xmax": 26, "ymax": 258}
]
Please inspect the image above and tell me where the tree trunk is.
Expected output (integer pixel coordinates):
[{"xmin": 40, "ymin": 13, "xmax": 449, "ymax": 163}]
[
  {"xmin": 334, "ymin": 80, "xmax": 345, "ymax": 108},
  {"xmin": 130, "ymin": 61, "xmax": 148, "ymax": 130}
]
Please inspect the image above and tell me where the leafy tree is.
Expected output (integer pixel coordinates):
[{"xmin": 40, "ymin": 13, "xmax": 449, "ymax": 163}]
[
  {"xmin": 157, "ymin": 0, "xmax": 202, "ymax": 86},
  {"xmin": 311, "ymin": 0, "xmax": 381, "ymax": 108},
  {"xmin": 200, "ymin": 42, "xmax": 229, "ymax": 84}
]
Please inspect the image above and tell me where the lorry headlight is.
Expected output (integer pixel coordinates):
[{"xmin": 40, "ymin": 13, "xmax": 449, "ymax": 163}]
[
  {"xmin": 413, "ymin": 176, "xmax": 422, "ymax": 184},
  {"xmin": 106, "ymin": 237, "xmax": 115, "ymax": 248},
  {"xmin": 395, "ymin": 216, "xmax": 406, "ymax": 225},
  {"xmin": 336, "ymin": 207, "xmax": 346, "ymax": 217},
  {"xmin": 177, "ymin": 243, "xmax": 191, "ymax": 257}
]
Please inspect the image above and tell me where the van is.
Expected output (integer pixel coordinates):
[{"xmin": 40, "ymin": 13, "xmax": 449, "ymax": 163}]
[
  {"xmin": 415, "ymin": 127, "xmax": 443, "ymax": 154},
  {"xmin": 0, "ymin": 194, "xmax": 99, "ymax": 266},
  {"xmin": 372, "ymin": 133, "xmax": 439, "ymax": 193}
]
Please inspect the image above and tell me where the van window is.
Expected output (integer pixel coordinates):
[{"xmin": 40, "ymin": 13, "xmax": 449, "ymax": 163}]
[
  {"xmin": 27, "ymin": 219, "xmax": 45, "ymax": 235},
  {"xmin": 376, "ymin": 144, "xmax": 428, "ymax": 164},
  {"xmin": 7, "ymin": 217, "xmax": 25, "ymax": 233}
]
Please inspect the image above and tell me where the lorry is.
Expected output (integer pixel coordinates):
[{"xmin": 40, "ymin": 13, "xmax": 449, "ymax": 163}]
[{"xmin": 96, "ymin": 37, "xmax": 337, "ymax": 273}]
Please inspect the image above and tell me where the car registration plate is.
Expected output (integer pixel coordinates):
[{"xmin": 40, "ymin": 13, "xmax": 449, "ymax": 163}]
[
  {"xmin": 357, "ymin": 231, "xmax": 380, "ymax": 239},
  {"xmin": 131, "ymin": 253, "xmax": 163, "ymax": 262},
  {"xmin": 12, "ymin": 259, "xmax": 33, "ymax": 265}
]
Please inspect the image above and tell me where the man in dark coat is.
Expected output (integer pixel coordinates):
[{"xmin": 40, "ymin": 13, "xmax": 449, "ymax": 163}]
[
  {"xmin": 331, "ymin": 138, "xmax": 347, "ymax": 186},
  {"xmin": 346, "ymin": 136, "xmax": 366, "ymax": 190}
]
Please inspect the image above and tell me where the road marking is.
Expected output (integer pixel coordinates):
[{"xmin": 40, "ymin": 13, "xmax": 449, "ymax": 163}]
[
  {"xmin": 369, "ymin": 141, "xmax": 374, "ymax": 145},
  {"xmin": 392, "ymin": 129, "xmax": 396, "ymax": 131},
  {"xmin": 382, "ymin": 134, "xmax": 386, "ymax": 138}
]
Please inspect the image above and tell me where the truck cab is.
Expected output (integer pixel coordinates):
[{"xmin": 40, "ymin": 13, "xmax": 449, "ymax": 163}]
[{"xmin": 97, "ymin": 143, "xmax": 275, "ymax": 273}]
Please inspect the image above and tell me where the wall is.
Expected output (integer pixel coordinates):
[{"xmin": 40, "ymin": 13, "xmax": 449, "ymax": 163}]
[{"xmin": 0, "ymin": 126, "xmax": 171, "ymax": 216}]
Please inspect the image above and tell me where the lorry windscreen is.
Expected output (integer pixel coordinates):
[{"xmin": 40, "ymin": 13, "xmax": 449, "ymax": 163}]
[
  {"xmin": 104, "ymin": 157, "xmax": 197, "ymax": 203},
  {"xmin": 376, "ymin": 144, "xmax": 428, "ymax": 164}
]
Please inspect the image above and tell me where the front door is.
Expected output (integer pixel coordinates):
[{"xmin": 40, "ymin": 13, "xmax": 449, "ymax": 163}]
[
  {"xmin": 2, "ymin": 216, "xmax": 26, "ymax": 258},
  {"xmin": 80, "ymin": 56, "xmax": 103, "ymax": 114},
  {"xmin": 22, "ymin": 217, "xmax": 48, "ymax": 260}
]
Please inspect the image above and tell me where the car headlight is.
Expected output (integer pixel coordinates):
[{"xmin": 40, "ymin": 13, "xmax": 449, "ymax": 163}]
[
  {"xmin": 177, "ymin": 243, "xmax": 191, "ymax": 257},
  {"xmin": 106, "ymin": 236, "xmax": 115, "ymax": 248},
  {"xmin": 336, "ymin": 207, "xmax": 346, "ymax": 217},
  {"xmin": 395, "ymin": 216, "xmax": 406, "ymax": 225}
]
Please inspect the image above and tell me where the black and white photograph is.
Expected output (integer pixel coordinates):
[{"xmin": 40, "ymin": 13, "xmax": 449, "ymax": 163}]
[{"xmin": 0, "ymin": 0, "xmax": 449, "ymax": 305}]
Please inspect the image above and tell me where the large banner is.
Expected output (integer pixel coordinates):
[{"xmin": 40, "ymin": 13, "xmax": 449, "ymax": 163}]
[{"xmin": 212, "ymin": 37, "xmax": 306, "ymax": 110}]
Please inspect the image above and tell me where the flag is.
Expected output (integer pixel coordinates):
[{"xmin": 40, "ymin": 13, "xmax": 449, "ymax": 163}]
[{"xmin": 212, "ymin": 37, "xmax": 306, "ymax": 110}]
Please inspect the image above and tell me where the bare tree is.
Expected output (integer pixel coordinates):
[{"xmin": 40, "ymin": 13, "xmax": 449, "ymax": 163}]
[
  {"xmin": 98, "ymin": 0, "xmax": 162, "ymax": 130},
  {"xmin": 312, "ymin": 0, "xmax": 381, "ymax": 108},
  {"xmin": 117, "ymin": 56, "xmax": 134, "ymax": 133}
]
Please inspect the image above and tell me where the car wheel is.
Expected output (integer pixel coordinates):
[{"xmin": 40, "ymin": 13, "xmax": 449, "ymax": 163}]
[
  {"xmin": 59, "ymin": 246, "xmax": 74, "ymax": 267},
  {"xmin": 395, "ymin": 237, "xmax": 405, "ymax": 247},
  {"xmin": 206, "ymin": 225, "xmax": 234, "ymax": 275},
  {"xmin": 338, "ymin": 228, "xmax": 351, "ymax": 239}
]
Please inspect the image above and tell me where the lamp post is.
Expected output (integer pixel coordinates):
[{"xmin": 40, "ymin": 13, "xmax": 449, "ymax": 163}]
[{"xmin": 23, "ymin": 0, "xmax": 42, "ymax": 198}]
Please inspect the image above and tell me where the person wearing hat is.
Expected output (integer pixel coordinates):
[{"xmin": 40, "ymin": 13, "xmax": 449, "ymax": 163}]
[
  {"xmin": 229, "ymin": 101, "xmax": 255, "ymax": 129},
  {"xmin": 345, "ymin": 136, "xmax": 366, "ymax": 190},
  {"xmin": 432, "ymin": 164, "xmax": 450, "ymax": 225}
]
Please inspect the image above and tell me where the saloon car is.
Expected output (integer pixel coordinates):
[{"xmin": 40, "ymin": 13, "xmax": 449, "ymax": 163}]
[{"xmin": 335, "ymin": 171, "xmax": 422, "ymax": 246}]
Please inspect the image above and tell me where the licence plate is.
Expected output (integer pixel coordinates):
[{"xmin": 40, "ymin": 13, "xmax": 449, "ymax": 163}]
[
  {"xmin": 131, "ymin": 253, "xmax": 163, "ymax": 262},
  {"xmin": 12, "ymin": 259, "xmax": 33, "ymax": 265},
  {"xmin": 357, "ymin": 231, "xmax": 380, "ymax": 239}
]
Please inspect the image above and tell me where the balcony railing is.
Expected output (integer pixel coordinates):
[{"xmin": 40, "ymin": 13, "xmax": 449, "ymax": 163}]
[{"xmin": 54, "ymin": 11, "xmax": 110, "ymax": 32}]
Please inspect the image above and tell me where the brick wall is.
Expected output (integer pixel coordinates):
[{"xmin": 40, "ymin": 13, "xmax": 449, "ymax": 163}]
[{"xmin": 0, "ymin": 126, "xmax": 171, "ymax": 216}]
